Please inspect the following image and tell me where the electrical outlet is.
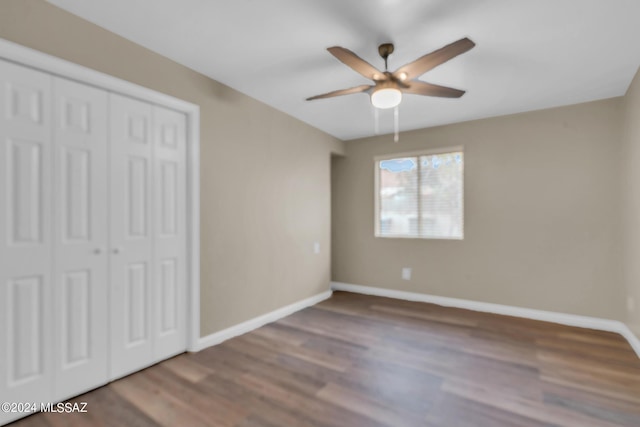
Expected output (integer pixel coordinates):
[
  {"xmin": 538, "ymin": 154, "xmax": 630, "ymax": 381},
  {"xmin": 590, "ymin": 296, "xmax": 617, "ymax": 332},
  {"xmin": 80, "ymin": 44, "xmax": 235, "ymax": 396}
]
[
  {"xmin": 313, "ymin": 242, "xmax": 320, "ymax": 254},
  {"xmin": 628, "ymin": 296, "xmax": 636, "ymax": 312},
  {"xmin": 402, "ymin": 267, "xmax": 412, "ymax": 281}
]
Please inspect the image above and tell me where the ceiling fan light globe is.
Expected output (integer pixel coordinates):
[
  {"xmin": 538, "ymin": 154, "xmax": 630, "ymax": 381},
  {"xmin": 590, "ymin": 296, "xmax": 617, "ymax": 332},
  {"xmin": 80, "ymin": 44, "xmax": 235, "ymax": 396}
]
[{"xmin": 371, "ymin": 88, "xmax": 402, "ymax": 109}]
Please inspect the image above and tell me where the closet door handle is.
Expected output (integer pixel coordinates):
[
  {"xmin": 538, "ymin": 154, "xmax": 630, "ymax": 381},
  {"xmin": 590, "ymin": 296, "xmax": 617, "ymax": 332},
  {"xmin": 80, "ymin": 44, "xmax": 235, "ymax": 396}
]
[
  {"xmin": 93, "ymin": 248, "xmax": 103, "ymax": 255},
  {"xmin": 112, "ymin": 247, "xmax": 122, "ymax": 254}
]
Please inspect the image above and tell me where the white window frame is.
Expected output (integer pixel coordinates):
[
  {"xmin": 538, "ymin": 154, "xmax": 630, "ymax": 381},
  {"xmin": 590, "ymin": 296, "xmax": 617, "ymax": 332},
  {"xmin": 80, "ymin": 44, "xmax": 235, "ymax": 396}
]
[{"xmin": 374, "ymin": 146, "xmax": 464, "ymax": 240}]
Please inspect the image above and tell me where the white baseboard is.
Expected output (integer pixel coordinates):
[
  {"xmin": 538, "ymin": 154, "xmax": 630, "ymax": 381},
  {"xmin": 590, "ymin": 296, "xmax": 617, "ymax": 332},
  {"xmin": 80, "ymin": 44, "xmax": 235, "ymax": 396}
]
[
  {"xmin": 190, "ymin": 290, "xmax": 332, "ymax": 352},
  {"xmin": 331, "ymin": 281, "xmax": 640, "ymax": 359}
]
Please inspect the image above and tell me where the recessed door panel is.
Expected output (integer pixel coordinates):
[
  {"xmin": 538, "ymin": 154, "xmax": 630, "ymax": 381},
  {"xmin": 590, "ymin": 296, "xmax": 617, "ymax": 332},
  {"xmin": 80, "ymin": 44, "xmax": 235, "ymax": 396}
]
[
  {"xmin": 126, "ymin": 262, "xmax": 148, "ymax": 345},
  {"xmin": 7, "ymin": 139, "xmax": 43, "ymax": 245},
  {"xmin": 62, "ymin": 270, "xmax": 90, "ymax": 366},
  {"xmin": 127, "ymin": 115, "xmax": 148, "ymax": 144},
  {"xmin": 52, "ymin": 76, "xmax": 108, "ymax": 400},
  {"xmin": 8, "ymin": 276, "xmax": 43, "ymax": 384},
  {"xmin": 159, "ymin": 258, "xmax": 177, "ymax": 333},
  {"xmin": 7, "ymin": 83, "xmax": 43, "ymax": 125},
  {"xmin": 0, "ymin": 59, "xmax": 53, "ymax": 424},
  {"xmin": 60, "ymin": 96, "xmax": 91, "ymax": 134},
  {"xmin": 159, "ymin": 161, "xmax": 178, "ymax": 236},
  {"xmin": 62, "ymin": 148, "xmax": 91, "ymax": 242},
  {"xmin": 160, "ymin": 122, "xmax": 178, "ymax": 149},
  {"xmin": 127, "ymin": 156, "xmax": 148, "ymax": 238}
]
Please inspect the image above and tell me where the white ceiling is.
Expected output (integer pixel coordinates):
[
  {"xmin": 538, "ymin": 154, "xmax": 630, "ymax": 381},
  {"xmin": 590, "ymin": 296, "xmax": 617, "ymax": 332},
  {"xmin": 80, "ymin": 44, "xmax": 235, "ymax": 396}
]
[{"xmin": 48, "ymin": 0, "xmax": 640, "ymax": 141}]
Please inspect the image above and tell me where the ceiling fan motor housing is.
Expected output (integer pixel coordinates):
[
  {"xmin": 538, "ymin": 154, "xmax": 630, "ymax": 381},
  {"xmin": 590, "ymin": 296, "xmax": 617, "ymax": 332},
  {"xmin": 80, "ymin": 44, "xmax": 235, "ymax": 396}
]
[{"xmin": 378, "ymin": 43, "xmax": 395, "ymax": 60}]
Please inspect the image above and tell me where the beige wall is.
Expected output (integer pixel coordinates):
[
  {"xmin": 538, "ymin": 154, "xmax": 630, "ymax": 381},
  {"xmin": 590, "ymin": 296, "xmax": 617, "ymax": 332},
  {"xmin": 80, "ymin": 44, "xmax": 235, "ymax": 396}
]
[
  {"xmin": 622, "ymin": 69, "xmax": 640, "ymax": 334},
  {"xmin": 0, "ymin": 0, "xmax": 344, "ymax": 336},
  {"xmin": 333, "ymin": 98, "xmax": 626, "ymax": 320}
]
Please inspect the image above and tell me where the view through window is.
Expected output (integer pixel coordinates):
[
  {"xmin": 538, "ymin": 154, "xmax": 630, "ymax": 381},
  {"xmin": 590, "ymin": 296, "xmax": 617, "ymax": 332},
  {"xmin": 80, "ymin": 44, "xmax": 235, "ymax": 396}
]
[{"xmin": 376, "ymin": 149, "xmax": 463, "ymax": 239}]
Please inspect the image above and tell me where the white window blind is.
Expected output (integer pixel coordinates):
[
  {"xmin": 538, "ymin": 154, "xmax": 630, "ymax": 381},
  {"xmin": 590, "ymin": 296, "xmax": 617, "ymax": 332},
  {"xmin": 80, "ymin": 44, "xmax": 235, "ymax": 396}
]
[{"xmin": 376, "ymin": 149, "xmax": 463, "ymax": 239}]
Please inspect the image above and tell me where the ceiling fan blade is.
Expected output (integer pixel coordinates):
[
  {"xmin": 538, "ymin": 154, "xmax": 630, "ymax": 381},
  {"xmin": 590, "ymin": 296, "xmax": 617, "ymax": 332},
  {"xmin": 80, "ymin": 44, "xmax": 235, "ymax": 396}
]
[
  {"xmin": 306, "ymin": 84, "xmax": 373, "ymax": 101},
  {"xmin": 327, "ymin": 47, "xmax": 383, "ymax": 81},
  {"xmin": 403, "ymin": 81, "xmax": 465, "ymax": 98},
  {"xmin": 396, "ymin": 37, "xmax": 475, "ymax": 79}
]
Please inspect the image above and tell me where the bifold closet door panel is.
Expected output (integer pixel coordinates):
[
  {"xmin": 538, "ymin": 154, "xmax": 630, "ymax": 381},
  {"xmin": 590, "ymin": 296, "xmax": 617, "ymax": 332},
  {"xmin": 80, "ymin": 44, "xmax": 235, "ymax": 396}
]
[
  {"xmin": 0, "ymin": 60, "xmax": 53, "ymax": 417},
  {"xmin": 153, "ymin": 106, "xmax": 187, "ymax": 360},
  {"xmin": 109, "ymin": 93, "xmax": 154, "ymax": 379},
  {"xmin": 52, "ymin": 77, "xmax": 109, "ymax": 399}
]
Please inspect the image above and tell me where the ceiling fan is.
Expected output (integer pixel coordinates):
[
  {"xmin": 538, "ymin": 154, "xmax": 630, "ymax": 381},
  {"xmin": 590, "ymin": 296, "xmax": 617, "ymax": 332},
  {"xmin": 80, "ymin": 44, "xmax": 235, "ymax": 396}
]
[{"xmin": 306, "ymin": 37, "xmax": 476, "ymax": 110}]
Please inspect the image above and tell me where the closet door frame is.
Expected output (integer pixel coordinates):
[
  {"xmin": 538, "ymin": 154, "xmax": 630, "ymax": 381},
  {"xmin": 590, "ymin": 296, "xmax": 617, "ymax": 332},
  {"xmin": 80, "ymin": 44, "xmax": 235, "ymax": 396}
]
[{"xmin": 0, "ymin": 37, "xmax": 201, "ymax": 353}]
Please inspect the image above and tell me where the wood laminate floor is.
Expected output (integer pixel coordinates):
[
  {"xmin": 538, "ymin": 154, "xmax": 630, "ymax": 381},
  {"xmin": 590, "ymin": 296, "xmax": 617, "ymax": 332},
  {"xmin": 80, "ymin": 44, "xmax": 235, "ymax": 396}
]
[{"xmin": 10, "ymin": 291, "xmax": 640, "ymax": 427}]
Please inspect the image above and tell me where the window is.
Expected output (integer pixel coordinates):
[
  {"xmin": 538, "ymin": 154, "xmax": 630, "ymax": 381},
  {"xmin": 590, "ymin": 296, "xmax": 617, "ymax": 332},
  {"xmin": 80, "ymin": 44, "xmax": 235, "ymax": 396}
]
[{"xmin": 375, "ymin": 148, "xmax": 463, "ymax": 239}]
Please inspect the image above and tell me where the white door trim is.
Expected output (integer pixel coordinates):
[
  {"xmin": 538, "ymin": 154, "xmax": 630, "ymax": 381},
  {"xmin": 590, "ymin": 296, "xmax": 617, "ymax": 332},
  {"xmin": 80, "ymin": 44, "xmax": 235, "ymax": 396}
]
[{"xmin": 0, "ymin": 37, "xmax": 201, "ymax": 351}]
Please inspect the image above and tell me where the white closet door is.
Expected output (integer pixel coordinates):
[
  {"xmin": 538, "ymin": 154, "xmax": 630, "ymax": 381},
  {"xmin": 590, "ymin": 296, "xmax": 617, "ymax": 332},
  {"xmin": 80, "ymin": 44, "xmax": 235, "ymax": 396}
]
[
  {"xmin": 109, "ymin": 93, "xmax": 154, "ymax": 379},
  {"xmin": 0, "ymin": 60, "xmax": 53, "ymax": 419},
  {"xmin": 52, "ymin": 77, "xmax": 109, "ymax": 398},
  {"xmin": 153, "ymin": 106, "xmax": 186, "ymax": 360}
]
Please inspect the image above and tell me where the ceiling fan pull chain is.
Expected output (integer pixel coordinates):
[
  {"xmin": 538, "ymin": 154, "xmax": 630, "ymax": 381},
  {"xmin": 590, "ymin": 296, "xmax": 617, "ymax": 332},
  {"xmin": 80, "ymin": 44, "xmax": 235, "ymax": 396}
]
[{"xmin": 394, "ymin": 105, "xmax": 399, "ymax": 143}]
